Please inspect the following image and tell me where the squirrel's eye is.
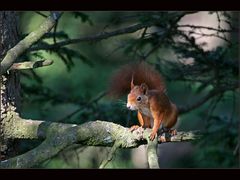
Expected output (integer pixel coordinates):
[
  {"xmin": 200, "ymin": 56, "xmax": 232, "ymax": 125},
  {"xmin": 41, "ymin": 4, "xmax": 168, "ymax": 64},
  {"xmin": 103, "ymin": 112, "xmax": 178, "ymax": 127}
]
[{"xmin": 136, "ymin": 96, "xmax": 141, "ymax": 101}]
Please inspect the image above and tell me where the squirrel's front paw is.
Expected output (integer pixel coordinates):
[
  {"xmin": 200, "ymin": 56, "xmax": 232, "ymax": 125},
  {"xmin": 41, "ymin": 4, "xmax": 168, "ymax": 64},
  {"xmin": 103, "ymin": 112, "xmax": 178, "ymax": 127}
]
[
  {"xmin": 149, "ymin": 131, "xmax": 157, "ymax": 141},
  {"xmin": 135, "ymin": 126, "xmax": 144, "ymax": 135},
  {"xmin": 130, "ymin": 125, "xmax": 140, "ymax": 132}
]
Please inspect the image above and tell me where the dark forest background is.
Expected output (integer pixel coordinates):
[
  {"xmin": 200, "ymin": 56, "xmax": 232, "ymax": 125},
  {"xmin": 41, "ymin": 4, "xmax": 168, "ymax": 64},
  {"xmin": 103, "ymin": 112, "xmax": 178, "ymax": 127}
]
[{"xmin": 17, "ymin": 11, "xmax": 239, "ymax": 168}]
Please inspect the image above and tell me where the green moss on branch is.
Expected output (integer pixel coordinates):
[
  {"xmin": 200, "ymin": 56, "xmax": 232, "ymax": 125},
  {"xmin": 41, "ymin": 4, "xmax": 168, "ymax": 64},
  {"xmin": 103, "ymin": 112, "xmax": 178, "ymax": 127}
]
[{"xmin": 1, "ymin": 117, "xmax": 202, "ymax": 168}]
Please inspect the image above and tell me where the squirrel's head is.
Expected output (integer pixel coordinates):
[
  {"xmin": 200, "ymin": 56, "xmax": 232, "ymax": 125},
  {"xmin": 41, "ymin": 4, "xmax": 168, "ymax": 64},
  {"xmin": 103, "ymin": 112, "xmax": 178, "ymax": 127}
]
[{"xmin": 126, "ymin": 77, "xmax": 149, "ymax": 111}]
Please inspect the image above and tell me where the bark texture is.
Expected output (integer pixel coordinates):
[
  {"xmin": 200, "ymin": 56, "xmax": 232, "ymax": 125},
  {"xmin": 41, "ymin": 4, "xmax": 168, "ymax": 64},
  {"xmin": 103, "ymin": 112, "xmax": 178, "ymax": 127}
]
[
  {"xmin": 0, "ymin": 11, "xmax": 21, "ymax": 160},
  {"xmin": 0, "ymin": 118, "xmax": 201, "ymax": 168}
]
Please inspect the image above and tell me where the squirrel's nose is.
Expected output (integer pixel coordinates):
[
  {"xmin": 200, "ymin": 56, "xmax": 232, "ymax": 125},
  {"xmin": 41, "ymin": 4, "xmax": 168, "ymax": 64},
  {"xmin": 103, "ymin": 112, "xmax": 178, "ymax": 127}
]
[{"xmin": 126, "ymin": 103, "xmax": 131, "ymax": 109}]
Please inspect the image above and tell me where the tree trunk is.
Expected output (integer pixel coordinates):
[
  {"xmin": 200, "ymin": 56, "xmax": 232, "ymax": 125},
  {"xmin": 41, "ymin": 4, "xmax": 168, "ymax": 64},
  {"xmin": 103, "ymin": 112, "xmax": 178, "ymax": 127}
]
[{"xmin": 0, "ymin": 11, "xmax": 21, "ymax": 160}]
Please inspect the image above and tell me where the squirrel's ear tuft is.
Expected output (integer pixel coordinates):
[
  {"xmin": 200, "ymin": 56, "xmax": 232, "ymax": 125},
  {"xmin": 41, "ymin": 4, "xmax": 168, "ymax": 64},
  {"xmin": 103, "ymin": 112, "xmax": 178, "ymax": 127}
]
[
  {"xmin": 131, "ymin": 74, "xmax": 135, "ymax": 89},
  {"xmin": 140, "ymin": 83, "xmax": 148, "ymax": 94}
]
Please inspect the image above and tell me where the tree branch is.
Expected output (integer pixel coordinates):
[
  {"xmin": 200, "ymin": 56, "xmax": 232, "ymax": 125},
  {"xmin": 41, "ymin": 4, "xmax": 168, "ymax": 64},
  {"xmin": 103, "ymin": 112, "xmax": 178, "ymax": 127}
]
[
  {"xmin": 0, "ymin": 117, "xmax": 201, "ymax": 168},
  {"xmin": 0, "ymin": 12, "xmax": 61, "ymax": 75},
  {"xmin": 35, "ymin": 11, "xmax": 48, "ymax": 18},
  {"xmin": 99, "ymin": 142, "xmax": 119, "ymax": 169},
  {"xmin": 146, "ymin": 132, "xmax": 159, "ymax": 168},
  {"xmin": 56, "ymin": 91, "xmax": 106, "ymax": 122},
  {"xmin": 29, "ymin": 22, "xmax": 156, "ymax": 52},
  {"xmin": 186, "ymin": 31, "xmax": 231, "ymax": 44},
  {"xmin": 177, "ymin": 24, "xmax": 234, "ymax": 33},
  {"xmin": 10, "ymin": 60, "xmax": 53, "ymax": 70},
  {"xmin": 29, "ymin": 11, "xmax": 197, "ymax": 52},
  {"xmin": 178, "ymin": 84, "xmax": 239, "ymax": 114}
]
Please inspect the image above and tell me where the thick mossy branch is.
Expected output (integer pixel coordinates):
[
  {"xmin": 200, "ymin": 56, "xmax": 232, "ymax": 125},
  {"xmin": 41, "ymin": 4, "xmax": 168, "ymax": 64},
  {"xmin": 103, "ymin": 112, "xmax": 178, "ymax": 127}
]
[
  {"xmin": 0, "ymin": 12, "xmax": 61, "ymax": 75},
  {"xmin": 0, "ymin": 119, "xmax": 202, "ymax": 168}
]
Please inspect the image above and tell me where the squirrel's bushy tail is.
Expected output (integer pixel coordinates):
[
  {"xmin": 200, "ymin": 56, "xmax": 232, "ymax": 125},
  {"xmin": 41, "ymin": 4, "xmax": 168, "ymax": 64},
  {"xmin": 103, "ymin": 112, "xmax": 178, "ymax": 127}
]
[{"xmin": 108, "ymin": 61, "xmax": 166, "ymax": 98}]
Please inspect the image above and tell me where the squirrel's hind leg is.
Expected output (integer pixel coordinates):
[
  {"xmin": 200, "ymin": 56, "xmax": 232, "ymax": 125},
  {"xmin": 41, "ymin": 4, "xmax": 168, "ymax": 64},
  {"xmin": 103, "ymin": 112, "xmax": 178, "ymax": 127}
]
[
  {"xmin": 161, "ymin": 126, "xmax": 177, "ymax": 136},
  {"xmin": 158, "ymin": 127, "xmax": 177, "ymax": 142}
]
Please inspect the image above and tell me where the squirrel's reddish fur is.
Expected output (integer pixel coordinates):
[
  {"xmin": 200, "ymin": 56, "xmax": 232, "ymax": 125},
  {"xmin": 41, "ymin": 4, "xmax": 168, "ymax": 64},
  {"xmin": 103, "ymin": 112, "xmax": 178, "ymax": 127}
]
[
  {"xmin": 108, "ymin": 61, "xmax": 166, "ymax": 98},
  {"xmin": 108, "ymin": 61, "xmax": 178, "ymax": 141}
]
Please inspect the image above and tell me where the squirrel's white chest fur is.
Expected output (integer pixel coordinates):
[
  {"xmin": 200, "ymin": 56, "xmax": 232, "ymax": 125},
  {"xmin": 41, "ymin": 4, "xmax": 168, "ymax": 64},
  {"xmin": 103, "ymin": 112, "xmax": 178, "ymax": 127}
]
[
  {"xmin": 139, "ymin": 107, "xmax": 154, "ymax": 127},
  {"xmin": 140, "ymin": 107, "xmax": 151, "ymax": 117}
]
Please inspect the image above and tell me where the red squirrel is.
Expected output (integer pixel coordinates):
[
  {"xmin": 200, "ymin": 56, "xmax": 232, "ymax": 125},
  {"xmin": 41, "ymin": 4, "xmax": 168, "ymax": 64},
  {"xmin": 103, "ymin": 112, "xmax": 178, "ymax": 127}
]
[{"xmin": 108, "ymin": 61, "xmax": 178, "ymax": 141}]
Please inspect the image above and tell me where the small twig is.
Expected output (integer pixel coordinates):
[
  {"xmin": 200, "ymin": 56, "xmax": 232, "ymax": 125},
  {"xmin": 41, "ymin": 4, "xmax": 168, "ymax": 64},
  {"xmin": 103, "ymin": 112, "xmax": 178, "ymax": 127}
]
[
  {"xmin": 53, "ymin": 20, "xmax": 59, "ymax": 44},
  {"xmin": 205, "ymin": 94, "xmax": 223, "ymax": 123},
  {"xmin": 229, "ymin": 91, "xmax": 236, "ymax": 127},
  {"xmin": 142, "ymin": 41, "xmax": 162, "ymax": 60},
  {"xmin": 187, "ymin": 31, "xmax": 231, "ymax": 44},
  {"xmin": 99, "ymin": 143, "xmax": 119, "ymax": 169},
  {"xmin": 73, "ymin": 149, "xmax": 80, "ymax": 168},
  {"xmin": 35, "ymin": 11, "xmax": 48, "ymax": 18},
  {"xmin": 177, "ymin": 24, "xmax": 233, "ymax": 33},
  {"xmin": 105, "ymin": 42, "xmax": 126, "ymax": 58},
  {"xmin": 61, "ymin": 151, "xmax": 71, "ymax": 167},
  {"xmin": 178, "ymin": 84, "xmax": 239, "ymax": 114},
  {"xmin": 56, "ymin": 91, "xmax": 106, "ymax": 122},
  {"xmin": 140, "ymin": 27, "xmax": 148, "ymax": 39},
  {"xmin": 233, "ymin": 143, "xmax": 239, "ymax": 156},
  {"xmin": 216, "ymin": 12, "xmax": 222, "ymax": 32},
  {"xmin": 10, "ymin": 60, "xmax": 53, "ymax": 70}
]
